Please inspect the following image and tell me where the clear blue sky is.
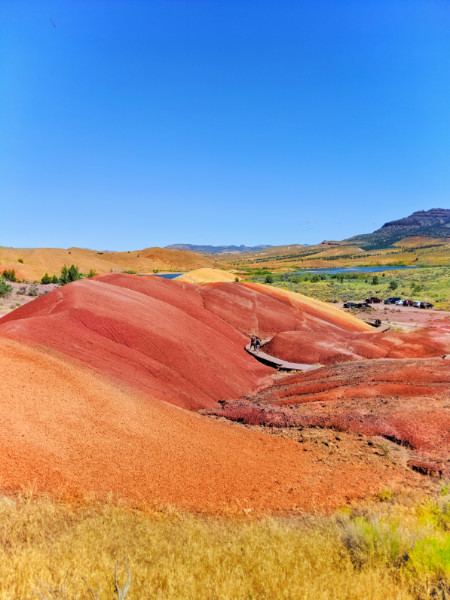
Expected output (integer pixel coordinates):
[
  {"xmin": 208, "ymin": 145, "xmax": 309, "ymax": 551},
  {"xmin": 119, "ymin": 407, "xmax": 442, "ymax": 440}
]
[{"xmin": 1, "ymin": 0, "xmax": 449, "ymax": 250}]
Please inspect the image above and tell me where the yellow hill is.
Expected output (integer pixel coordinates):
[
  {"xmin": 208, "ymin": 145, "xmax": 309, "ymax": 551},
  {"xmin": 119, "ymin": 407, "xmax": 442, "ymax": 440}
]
[
  {"xmin": 0, "ymin": 246, "xmax": 215, "ymax": 282},
  {"xmin": 176, "ymin": 268, "xmax": 237, "ymax": 284}
]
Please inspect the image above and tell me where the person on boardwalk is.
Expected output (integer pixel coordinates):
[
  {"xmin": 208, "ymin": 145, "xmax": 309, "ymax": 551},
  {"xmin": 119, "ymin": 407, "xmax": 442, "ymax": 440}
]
[
  {"xmin": 255, "ymin": 337, "xmax": 261, "ymax": 352},
  {"xmin": 250, "ymin": 335, "xmax": 256, "ymax": 350}
]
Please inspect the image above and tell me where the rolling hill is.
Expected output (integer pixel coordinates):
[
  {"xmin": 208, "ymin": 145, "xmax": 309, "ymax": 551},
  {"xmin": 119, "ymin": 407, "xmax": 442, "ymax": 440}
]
[{"xmin": 0, "ymin": 245, "xmax": 216, "ymax": 281}]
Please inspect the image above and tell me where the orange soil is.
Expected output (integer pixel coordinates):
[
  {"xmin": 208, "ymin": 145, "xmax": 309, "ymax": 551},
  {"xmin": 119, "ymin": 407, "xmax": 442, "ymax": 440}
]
[{"xmin": 0, "ymin": 337, "xmax": 413, "ymax": 513}]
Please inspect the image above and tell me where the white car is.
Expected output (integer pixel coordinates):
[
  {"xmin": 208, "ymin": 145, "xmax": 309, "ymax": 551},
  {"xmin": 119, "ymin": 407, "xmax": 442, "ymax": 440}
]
[
  {"xmin": 413, "ymin": 301, "xmax": 422, "ymax": 308},
  {"xmin": 395, "ymin": 299, "xmax": 403, "ymax": 305}
]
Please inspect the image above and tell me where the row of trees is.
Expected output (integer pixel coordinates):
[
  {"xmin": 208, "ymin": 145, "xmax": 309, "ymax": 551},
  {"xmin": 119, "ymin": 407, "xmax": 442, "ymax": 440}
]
[{"xmin": 41, "ymin": 265, "xmax": 97, "ymax": 285}]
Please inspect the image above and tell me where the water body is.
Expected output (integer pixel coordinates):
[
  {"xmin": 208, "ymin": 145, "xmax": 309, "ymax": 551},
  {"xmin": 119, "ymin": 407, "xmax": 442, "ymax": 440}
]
[
  {"xmin": 153, "ymin": 273, "xmax": 182, "ymax": 279},
  {"xmin": 293, "ymin": 266, "xmax": 418, "ymax": 275}
]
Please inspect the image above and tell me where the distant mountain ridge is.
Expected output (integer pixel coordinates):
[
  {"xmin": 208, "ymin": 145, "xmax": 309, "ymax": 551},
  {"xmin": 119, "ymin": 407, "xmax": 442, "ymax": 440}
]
[
  {"xmin": 347, "ymin": 208, "xmax": 450, "ymax": 250},
  {"xmin": 165, "ymin": 244, "xmax": 273, "ymax": 255}
]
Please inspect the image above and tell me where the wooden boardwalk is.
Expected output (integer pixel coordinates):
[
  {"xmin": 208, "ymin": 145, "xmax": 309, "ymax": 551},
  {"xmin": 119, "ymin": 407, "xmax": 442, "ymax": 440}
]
[
  {"xmin": 245, "ymin": 341, "xmax": 320, "ymax": 372},
  {"xmin": 245, "ymin": 323, "xmax": 391, "ymax": 372}
]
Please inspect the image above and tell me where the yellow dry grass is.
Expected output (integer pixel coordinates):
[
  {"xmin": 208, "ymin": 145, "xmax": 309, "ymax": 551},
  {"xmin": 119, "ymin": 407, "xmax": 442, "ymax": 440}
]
[
  {"xmin": 176, "ymin": 268, "xmax": 237, "ymax": 284},
  {"xmin": 217, "ymin": 238, "xmax": 450, "ymax": 269},
  {"xmin": 1, "ymin": 492, "xmax": 445, "ymax": 600},
  {"xmin": 0, "ymin": 247, "xmax": 214, "ymax": 282}
]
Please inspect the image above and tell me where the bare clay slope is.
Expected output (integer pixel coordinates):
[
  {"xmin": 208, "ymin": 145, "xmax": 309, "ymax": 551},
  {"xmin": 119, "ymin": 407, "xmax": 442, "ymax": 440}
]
[
  {"xmin": 0, "ymin": 275, "xmax": 443, "ymax": 511},
  {"xmin": 0, "ymin": 275, "xmax": 272, "ymax": 410}
]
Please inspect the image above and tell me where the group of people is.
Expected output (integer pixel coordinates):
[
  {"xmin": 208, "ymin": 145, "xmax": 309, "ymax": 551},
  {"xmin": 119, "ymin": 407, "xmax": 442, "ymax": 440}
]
[{"xmin": 250, "ymin": 335, "xmax": 261, "ymax": 352}]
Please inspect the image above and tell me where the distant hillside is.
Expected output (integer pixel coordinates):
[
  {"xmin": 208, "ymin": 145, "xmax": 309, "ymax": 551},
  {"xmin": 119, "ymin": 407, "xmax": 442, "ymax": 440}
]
[
  {"xmin": 0, "ymin": 246, "xmax": 215, "ymax": 281},
  {"xmin": 165, "ymin": 244, "xmax": 272, "ymax": 255},
  {"xmin": 347, "ymin": 208, "xmax": 450, "ymax": 250}
]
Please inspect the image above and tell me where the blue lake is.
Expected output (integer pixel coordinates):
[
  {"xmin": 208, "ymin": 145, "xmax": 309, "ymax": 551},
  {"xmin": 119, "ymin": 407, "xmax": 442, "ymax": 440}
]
[
  {"xmin": 293, "ymin": 266, "xmax": 418, "ymax": 275},
  {"xmin": 153, "ymin": 273, "xmax": 182, "ymax": 279}
]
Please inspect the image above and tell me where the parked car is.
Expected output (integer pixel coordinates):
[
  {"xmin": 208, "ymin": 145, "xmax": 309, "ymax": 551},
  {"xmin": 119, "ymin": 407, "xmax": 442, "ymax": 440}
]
[
  {"xmin": 384, "ymin": 297, "xmax": 401, "ymax": 304},
  {"xmin": 412, "ymin": 301, "xmax": 433, "ymax": 308},
  {"xmin": 402, "ymin": 299, "xmax": 414, "ymax": 306},
  {"xmin": 343, "ymin": 302, "xmax": 358, "ymax": 308},
  {"xmin": 395, "ymin": 300, "xmax": 403, "ymax": 305},
  {"xmin": 366, "ymin": 297, "xmax": 382, "ymax": 304},
  {"xmin": 357, "ymin": 302, "xmax": 371, "ymax": 308}
]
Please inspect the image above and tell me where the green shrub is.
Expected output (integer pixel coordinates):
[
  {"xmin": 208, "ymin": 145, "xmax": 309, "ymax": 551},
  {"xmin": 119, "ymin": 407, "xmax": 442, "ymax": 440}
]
[
  {"xmin": 27, "ymin": 286, "xmax": 39, "ymax": 297},
  {"xmin": 0, "ymin": 278, "xmax": 12, "ymax": 297},
  {"xmin": 59, "ymin": 264, "xmax": 83, "ymax": 285},
  {"xmin": 17, "ymin": 258, "xmax": 24, "ymax": 264},
  {"xmin": 41, "ymin": 273, "xmax": 52, "ymax": 285},
  {"xmin": 2, "ymin": 269, "xmax": 17, "ymax": 282}
]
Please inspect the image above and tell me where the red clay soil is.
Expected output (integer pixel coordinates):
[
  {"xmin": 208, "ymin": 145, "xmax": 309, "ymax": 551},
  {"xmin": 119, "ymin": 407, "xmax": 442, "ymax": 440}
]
[
  {"xmin": 0, "ymin": 276, "xmax": 446, "ymax": 511},
  {"xmin": 199, "ymin": 281, "xmax": 370, "ymax": 338},
  {"xmin": 206, "ymin": 357, "xmax": 450, "ymax": 476},
  {"xmin": 264, "ymin": 327, "xmax": 449, "ymax": 365},
  {"xmin": 0, "ymin": 275, "xmax": 378, "ymax": 410},
  {"xmin": 0, "ymin": 276, "xmax": 273, "ymax": 411},
  {"xmin": 0, "ymin": 337, "xmax": 420, "ymax": 514}
]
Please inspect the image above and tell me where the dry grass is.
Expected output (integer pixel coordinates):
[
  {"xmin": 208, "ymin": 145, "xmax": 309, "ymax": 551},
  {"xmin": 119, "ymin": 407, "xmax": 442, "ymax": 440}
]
[{"xmin": 0, "ymin": 489, "xmax": 448, "ymax": 600}]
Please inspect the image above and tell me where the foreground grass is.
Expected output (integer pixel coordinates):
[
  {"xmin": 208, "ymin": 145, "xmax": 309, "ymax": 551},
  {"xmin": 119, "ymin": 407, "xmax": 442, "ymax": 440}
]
[{"xmin": 0, "ymin": 491, "xmax": 448, "ymax": 599}]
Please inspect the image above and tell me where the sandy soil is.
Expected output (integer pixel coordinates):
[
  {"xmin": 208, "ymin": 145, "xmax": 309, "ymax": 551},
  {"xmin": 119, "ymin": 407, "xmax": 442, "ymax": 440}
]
[
  {"xmin": 176, "ymin": 268, "xmax": 237, "ymax": 283},
  {"xmin": 0, "ymin": 282, "xmax": 59, "ymax": 317},
  {"xmin": 351, "ymin": 303, "xmax": 450, "ymax": 334}
]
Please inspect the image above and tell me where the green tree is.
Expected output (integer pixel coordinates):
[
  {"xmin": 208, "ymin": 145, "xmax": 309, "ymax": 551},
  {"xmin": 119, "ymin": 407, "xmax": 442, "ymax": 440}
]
[
  {"xmin": 371, "ymin": 276, "xmax": 379, "ymax": 285},
  {"xmin": 59, "ymin": 265, "xmax": 70, "ymax": 284},
  {"xmin": 69, "ymin": 264, "xmax": 82, "ymax": 281},
  {"xmin": 0, "ymin": 278, "xmax": 12, "ymax": 297},
  {"xmin": 2, "ymin": 269, "xmax": 17, "ymax": 282},
  {"xmin": 51, "ymin": 275, "xmax": 59, "ymax": 284},
  {"xmin": 389, "ymin": 280, "xmax": 398, "ymax": 291},
  {"xmin": 265, "ymin": 274, "xmax": 274, "ymax": 284},
  {"xmin": 59, "ymin": 264, "xmax": 83, "ymax": 285},
  {"xmin": 41, "ymin": 273, "xmax": 52, "ymax": 284}
]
